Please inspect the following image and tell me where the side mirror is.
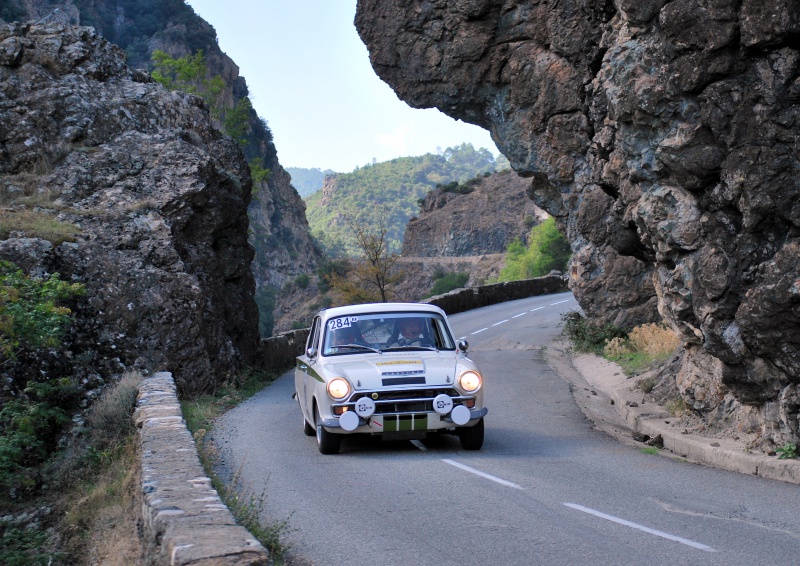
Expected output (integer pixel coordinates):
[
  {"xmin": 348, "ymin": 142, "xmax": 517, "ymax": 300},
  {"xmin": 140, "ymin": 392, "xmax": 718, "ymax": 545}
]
[
  {"xmin": 307, "ymin": 347, "xmax": 317, "ymax": 358},
  {"xmin": 457, "ymin": 340, "xmax": 469, "ymax": 353}
]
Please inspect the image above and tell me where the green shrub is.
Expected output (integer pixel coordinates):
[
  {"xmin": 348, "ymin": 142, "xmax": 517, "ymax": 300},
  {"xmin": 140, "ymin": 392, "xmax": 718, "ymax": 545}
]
[
  {"xmin": 0, "ymin": 262, "xmax": 87, "ymax": 546},
  {"xmin": 0, "ymin": 526, "xmax": 55, "ymax": 566},
  {"xmin": 425, "ymin": 271, "xmax": 469, "ymax": 298},
  {"xmin": 293, "ymin": 273, "xmax": 310, "ymax": 289},
  {"xmin": 0, "ymin": 261, "xmax": 84, "ymax": 358},
  {"xmin": 316, "ymin": 259, "xmax": 349, "ymax": 293},
  {"xmin": 776, "ymin": 443, "xmax": 798, "ymax": 459},
  {"xmin": 0, "ymin": 378, "xmax": 82, "ymax": 491},
  {"xmin": 248, "ymin": 158, "xmax": 272, "ymax": 187},
  {"xmin": 560, "ymin": 311, "xmax": 626, "ymax": 354},
  {"xmin": 497, "ymin": 217, "xmax": 571, "ymax": 282}
]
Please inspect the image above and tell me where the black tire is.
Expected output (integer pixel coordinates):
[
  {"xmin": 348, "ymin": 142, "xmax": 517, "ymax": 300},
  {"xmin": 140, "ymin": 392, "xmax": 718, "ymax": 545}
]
[
  {"xmin": 302, "ymin": 405, "xmax": 315, "ymax": 436},
  {"xmin": 316, "ymin": 406, "xmax": 341, "ymax": 454},
  {"xmin": 458, "ymin": 418, "xmax": 484, "ymax": 450}
]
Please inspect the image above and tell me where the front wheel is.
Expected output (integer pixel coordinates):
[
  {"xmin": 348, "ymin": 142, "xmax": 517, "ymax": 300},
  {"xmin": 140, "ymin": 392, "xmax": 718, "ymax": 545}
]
[
  {"xmin": 458, "ymin": 418, "xmax": 484, "ymax": 450},
  {"xmin": 316, "ymin": 406, "xmax": 341, "ymax": 454},
  {"xmin": 302, "ymin": 406, "xmax": 315, "ymax": 436}
]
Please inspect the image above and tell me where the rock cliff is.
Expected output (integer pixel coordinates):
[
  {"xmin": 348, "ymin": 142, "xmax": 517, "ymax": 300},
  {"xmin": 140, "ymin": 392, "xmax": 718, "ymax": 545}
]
[
  {"xmin": 355, "ymin": 0, "xmax": 800, "ymax": 446},
  {"xmin": 0, "ymin": 23, "xmax": 258, "ymax": 395},
  {"xmin": 0, "ymin": 0, "xmax": 324, "ymax": 337},
  {"xmin": 402, "ymin": 170, "xmax": 547, "ymax": 257}
]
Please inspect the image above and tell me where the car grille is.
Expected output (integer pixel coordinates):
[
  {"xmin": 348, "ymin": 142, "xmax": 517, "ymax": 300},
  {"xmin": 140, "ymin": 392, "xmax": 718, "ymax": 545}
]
[{"xmin": 334, "ymin": 387, "xmax": 473, "ymax": 415}]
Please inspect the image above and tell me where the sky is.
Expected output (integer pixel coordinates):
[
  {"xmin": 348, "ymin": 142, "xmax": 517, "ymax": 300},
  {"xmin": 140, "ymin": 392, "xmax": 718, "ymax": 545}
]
[{"xmin": 185, "ymin": 0, "xmax": 498, "ymax": 173}]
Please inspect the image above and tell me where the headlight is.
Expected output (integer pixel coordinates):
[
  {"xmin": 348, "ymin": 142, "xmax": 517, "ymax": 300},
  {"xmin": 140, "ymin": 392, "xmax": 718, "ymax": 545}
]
[
  {"xmin": 458, "ymin": 370, "xmax": 482, "ymax": 392},
  {"xmin": 327, "ymin": 377, "xmax": 351, "ymax": 400}
]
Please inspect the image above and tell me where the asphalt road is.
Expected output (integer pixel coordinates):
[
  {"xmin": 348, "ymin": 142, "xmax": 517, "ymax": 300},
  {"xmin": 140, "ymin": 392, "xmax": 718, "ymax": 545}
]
[{"xmin": 211, "ymin": 293, "xmax": 800, "ymax": 565}]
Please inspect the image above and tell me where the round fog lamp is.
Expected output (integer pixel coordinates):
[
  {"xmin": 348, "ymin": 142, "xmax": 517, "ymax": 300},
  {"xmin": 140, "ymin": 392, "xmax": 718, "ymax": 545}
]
[
  {"xmin": 339, "ymin": 410, "xmax": 360, "ymax": 431},
  {"xmin": 433, "ymin": 394, "xmax": 454, "ymax": 415},
  {"xmin": 354, "ymin": 397, "xmax": 376, "ymax": 418},
  {"xmin": 451, "ymin": 405, "xmax": 471, "ymax": 425}
]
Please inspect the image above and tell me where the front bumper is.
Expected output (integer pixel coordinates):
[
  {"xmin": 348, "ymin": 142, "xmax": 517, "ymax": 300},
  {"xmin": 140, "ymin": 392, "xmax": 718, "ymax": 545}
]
[{"xmin": 320, "ymin": 406, "xmax": 488, "ymax": 431}]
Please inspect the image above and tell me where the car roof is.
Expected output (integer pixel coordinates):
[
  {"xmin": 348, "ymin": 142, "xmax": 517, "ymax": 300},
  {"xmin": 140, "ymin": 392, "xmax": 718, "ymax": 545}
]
[{"xmin": 317, "ymin": 302, "xmax": 447, "ymax": 324}]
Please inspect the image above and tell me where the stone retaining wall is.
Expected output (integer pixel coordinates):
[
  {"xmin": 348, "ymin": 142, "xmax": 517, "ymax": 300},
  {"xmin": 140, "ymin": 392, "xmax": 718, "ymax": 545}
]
[
  {"xmin": 255, "ymin": 329, "xmax": 310, "ymax": 372},
  {"xmin": 135, "ymin": 276, "xmax": 567, "ymax": 563},
  {"xmin": 135, "ymin": 373, "xmax": 270, "ymax": 565},
  {"xmin": 425, "ymin": 275, "xmax": 569, "ymax": 315}
]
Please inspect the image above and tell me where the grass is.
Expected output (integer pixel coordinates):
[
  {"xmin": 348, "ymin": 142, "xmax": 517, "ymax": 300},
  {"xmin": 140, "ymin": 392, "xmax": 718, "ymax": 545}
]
[
  {"xmin": 180, "ymin": 367, "xmax": 293, "ymax": 561},
  {"xmin": 0, "ymin": 371, "xmax": 144, "ymax": 565},
  {"xmin": 60, "ymin": 438, "xmax": 142, "ymax": 565},
  {"xmin": 603, "ymin": 322, "xmax": 681, "ymax": 375},
  {"xmin": 60, "ymin": 371, "xmax": 144, "ymax": 564},
  {"xmin": 665, "ymin": 397, "xmax": 692, "ymax": 416},
  {"xmin": 640, "ymin": 447, "xmax": 660, "ymax": 455},
  {"xmin": 0, "ymin": 208, "xmax": 81, "ymax": 244}
]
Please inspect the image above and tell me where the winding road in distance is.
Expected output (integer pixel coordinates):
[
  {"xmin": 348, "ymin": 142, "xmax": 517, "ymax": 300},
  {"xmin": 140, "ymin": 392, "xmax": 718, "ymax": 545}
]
[{"xmin": 211, "ymin": 292, "xmax": 800, "ymax": 566}]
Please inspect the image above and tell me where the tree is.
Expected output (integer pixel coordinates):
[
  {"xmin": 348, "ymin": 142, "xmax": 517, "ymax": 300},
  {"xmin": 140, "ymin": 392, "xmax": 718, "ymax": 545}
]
[
  {"xmin": 497, "ymin": 217, "xmax": 571, "ymax": 281},
  {"xmin": 326, "ymin": 213, "xmax": 404, "ymax": 304},
  {"xmin": 150, "ymin": 50, "xmax": 252, "ymax": 145},
  {"xmin": 151, "ymin": 50, "xmax": 225, "ymax": 107}
]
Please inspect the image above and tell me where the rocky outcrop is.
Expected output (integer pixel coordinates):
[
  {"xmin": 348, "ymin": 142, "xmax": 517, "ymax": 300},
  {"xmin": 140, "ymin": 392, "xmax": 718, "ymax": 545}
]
[
  {"xmin": 0, "ymin": 23, "xmax": 259, "ymax": 395},
  {"xmin": 355, "ymin": 1, "xmax": 800, "ymax": 446},
  {"xmin": 1, "ymin": 0, "xmax": 324, "ymax": 337},
  {"xmin": 402, "ymin": 170, "xmax": 547, "ymax": 257}
]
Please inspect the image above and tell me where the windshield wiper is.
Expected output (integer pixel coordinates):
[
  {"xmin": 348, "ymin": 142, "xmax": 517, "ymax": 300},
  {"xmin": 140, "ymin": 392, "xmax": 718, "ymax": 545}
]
[
  {"xmin": 384, "ymin": 345, "xmax": 438, "ymax": 352},
  {"xmin": 339, "ymin": 343, "xmax": 382, "ymax": 354}
]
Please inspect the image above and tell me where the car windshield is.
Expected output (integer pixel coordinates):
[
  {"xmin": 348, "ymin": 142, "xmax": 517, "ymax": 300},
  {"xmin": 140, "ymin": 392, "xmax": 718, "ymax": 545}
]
[{"xmin": 322, "ymin": 312, "xmax": 456, "ymax": 356}]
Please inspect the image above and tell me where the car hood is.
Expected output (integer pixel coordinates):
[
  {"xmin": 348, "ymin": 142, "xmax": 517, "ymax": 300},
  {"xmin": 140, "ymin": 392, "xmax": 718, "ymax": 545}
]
[{"xmin": 325, "ymin": 353, "xmax": 458, "ymax": 390}]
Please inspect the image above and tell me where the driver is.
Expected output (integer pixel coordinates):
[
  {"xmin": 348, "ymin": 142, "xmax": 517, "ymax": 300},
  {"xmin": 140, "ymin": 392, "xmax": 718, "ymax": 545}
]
[
  {"xmin": 331, "ymin": 325, "xmax": 363, "ymax": 347},
  {"xmin": 393, "ymin": 317, "xmax": 433, "ymax": 347}
]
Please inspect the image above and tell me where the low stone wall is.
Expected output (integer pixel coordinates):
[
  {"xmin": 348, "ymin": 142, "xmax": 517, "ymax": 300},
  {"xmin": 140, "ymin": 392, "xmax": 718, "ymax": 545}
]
[
  {"xmin": 255, "ymin": 328, "xmax": 310, "ymax": 372},
  {"xmin": 426, "ymin": 275, "xmax": 569, "ymax": 314},
  {"xmin": 135, "ymin": 373, "xmax": 270, "ymax": 565}
]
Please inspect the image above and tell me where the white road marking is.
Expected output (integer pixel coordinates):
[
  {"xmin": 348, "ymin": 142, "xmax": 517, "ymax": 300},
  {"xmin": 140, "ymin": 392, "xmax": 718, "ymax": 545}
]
[
  {"xmin": 471, "ymin": 328, "xmax": 488, "ymax": 335},
  {"xmin": 410, "ymin": 440, "xmax": 428, "ymax": 451},
  {"xmin": 563, "ymin": 503, "xmax": 716, "ymax": 552},
  {"xmin": 442, "ymin": 459, "xmax": 523, "ymax": 490},
  {"xmin": 550, "ymin": 299, "xmax": 570, "ymax": 305},
  {"xmin": 530, "ymin": 307, "xmax": 545, "ymax": 312},
  {"xmin": 512, "ymin": 312, "xmax": 527, "ymax": 318},
  {"xmin": 491, "ymin": 319, "xmax": 509, "ymax": 327}
]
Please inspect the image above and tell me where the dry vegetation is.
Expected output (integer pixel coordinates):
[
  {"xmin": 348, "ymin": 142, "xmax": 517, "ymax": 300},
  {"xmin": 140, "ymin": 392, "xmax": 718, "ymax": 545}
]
[
  {"xmin": 60, "ymin": 371, "xmax": 145, "ymax": 565},
  {"xmin": 603, "ymin": 322, "xmax": 681, "ymax": 375},
  {"xmin": 1, "ymin": 371, "xmax": 145, "ymax": 565},
  {"xmin": 0, "ymin": 172, "xmax": 81, "ymax": 244}
]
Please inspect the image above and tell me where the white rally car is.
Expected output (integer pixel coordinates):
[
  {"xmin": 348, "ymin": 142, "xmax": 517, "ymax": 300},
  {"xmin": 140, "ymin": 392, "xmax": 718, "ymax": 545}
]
[{"xmin": 295, "ymin": 303, "xmax": 487, "ymax": 454}]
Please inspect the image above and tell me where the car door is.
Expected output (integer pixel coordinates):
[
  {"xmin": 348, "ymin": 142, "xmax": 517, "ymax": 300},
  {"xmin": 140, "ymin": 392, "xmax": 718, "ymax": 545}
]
[{"xmin": 296, "ymin": 316, "xmax": 321, "ymax": 423}]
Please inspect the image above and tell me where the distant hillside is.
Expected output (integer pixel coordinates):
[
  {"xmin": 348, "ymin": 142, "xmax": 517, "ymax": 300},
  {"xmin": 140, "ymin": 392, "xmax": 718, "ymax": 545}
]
[
  {"xmin": 305, "ymin": 144, "xmax": 506, "ymax": 256},
  {"xmin": 286, "ymin": 167, "xmax": 336, "ymax": 198},
  {"xmin": 394, "ymin": 170, "xmax": 548, "ymax": 300}
]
